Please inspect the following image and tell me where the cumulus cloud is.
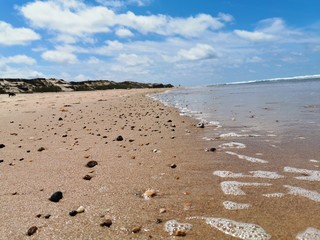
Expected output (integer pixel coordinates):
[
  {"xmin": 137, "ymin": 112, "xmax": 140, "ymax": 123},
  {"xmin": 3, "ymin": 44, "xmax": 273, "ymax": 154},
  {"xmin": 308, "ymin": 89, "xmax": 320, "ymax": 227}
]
[
  {"xmin": 19, "ymin": 0, "xmax": 230, "ymax": 42},
  {"xmin": 0, "ymin": 21, "xmax": 40, "ymax": 45},
  {"xmin": 115, "ymin": 28, "xmax": 134, "ymax": 37},
  {"xmin": 234, "ymin": 30, "xmax": 275, "ymax": 41},
  {"xmin": 178, "ymin": 44, "xmax": 218, "ymax": 61},
  {"xmin": 41, "ymin": 50, "xmax": 78, "ymax": 63},
  {"xmin": 0, "ymin": 55, "xmax": 37, "ymax": 65},
  {"xmin": 95, "ymin": 40, "xmax": 123, "ymax": 55}
]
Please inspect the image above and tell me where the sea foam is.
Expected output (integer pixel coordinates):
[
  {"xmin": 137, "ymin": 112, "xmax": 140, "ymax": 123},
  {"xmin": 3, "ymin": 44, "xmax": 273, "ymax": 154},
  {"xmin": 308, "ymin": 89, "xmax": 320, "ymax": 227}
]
[
  {"xmin": 284, "ymin": 185, "xmax": 320, "ymax": 202},
  {"xmin": 221, "ymin": 181, "xmax": 272, "ymax": 195},
  {"xmin": 226, "ymin": 151, "xmax": 269, "ymax": 163},
  {"xmin": 219, "ymin": 142, "xmax": 246, "ymax": 149},
  {"xmin": 205, "ymin": 217, "xmax": 271, "ymax": 240},
  {"xmin": 296, "ymin": 227, "xmax": 320, "ymax": 240},
  {"xmin": 223, "ymin": 201, "xmax": 251, "ymax": 210},
  {"xmin": 284, "ymin": 167, "xmax": 320, "ymax": 181}
]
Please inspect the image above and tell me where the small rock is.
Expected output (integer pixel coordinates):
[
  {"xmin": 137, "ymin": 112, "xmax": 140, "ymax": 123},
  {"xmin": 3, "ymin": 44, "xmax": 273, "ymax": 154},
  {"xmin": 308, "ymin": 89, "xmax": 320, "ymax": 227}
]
[
  {"xmin": 58, "ymin": 117, "xmax": 63, "ymax": 121},
  {"xmin": 196, "ymin": 122, "xmax": 205, "ymax": 128},
  {"xmin": 86, "ymin": 160, "xmax": 98, "ymax": 168},
  {"xmin": 174, "ymin": 230, "xmax": 186, "ymax": 236},
  {"xmin": 132, "ymin": 226, "xmax": 141, "ymax": 233},
  {"xmin": 36, "ymin": 214, "xmax": 42, "ymax": 218},
  {"xmin": 100, "ymin": 219, "xmax": 113, "ymax": 227},
  {"xmin": 37, "ymin": 147, "xmax": 45, "ymax": 152},
  {"xmin": 116, "ymin": 135, "xmax": 123, "ymax": 141},
  {"xmin": 49, "ymin": 191, "xmax": 63, "ymax": 202},
  {"xmin": 27, "ymin": 226, "xmax": 38, "ymax": 236},
  {"xmin": 76, "ymin": 206, "xmax": 85, "ymax": 213},
  {"xmin": 69, "ymin": 210, "xmax": 78, "ymax": 216},
  {"xmin": 159, "ymin": 208, "xmax": 166, "ymax": 214},
  {"xmin": 170, "ymin": 164, "xmax": 177, "ymax": 169},
  {"xmin": 205, "ymin": 147, "xmax": 216, "ymax": 152},
  {"xmin": 44, "ymin": 214, "xmax": 51, "ymax": 219},
  {"xmin": 156, "ymin": 218, "xmax": 163, "ymax": 224},
  {"xmin": 0, "ymin": 144, "xmax": 6, "ymax": 148},
  {"xmin": 0, "ymin": 160, "xmax": 4, "ymax": 163},
  {"xmin": 143, "ymin": 189, "xmax": 157, "ymax": 200},
  {"xmin": 83, "ymin": 175, "xmax": 92, "ymax": 180}
]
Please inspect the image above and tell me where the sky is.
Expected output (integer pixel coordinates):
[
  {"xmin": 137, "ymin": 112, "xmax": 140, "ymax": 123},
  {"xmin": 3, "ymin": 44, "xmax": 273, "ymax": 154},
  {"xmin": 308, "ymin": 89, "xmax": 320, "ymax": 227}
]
[{"xmin": 0, "ymin": 0, "xmax": 320, "ymax": 86}]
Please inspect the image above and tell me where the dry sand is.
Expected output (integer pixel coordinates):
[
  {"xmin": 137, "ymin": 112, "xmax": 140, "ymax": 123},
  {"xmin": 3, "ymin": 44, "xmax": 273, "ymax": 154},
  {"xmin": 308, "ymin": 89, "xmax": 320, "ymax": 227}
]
[{"xmin": 0, "ymin": 90, "xmax": 319, "ymax": 239}]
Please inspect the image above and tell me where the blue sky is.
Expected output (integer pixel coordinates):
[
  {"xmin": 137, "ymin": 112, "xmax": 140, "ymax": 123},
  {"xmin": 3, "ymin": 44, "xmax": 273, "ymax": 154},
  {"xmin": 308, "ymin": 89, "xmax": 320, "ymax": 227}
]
[{"xmin": 0, "ymin": 0, "xmax": 320, "ymax": 86}]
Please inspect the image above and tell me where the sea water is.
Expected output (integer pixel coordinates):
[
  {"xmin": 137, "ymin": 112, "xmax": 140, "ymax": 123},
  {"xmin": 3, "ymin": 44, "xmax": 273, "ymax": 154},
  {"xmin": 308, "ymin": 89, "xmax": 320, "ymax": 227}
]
[{"xmin": 152, "ymin": 78, "xmax": 320, "ymax": 140}]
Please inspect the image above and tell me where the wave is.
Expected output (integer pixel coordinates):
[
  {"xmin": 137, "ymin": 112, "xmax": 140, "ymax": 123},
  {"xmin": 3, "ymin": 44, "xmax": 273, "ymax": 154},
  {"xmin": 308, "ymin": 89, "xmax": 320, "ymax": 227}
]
[{"xmin": 208, "ymin": 74, "xmax": 320, "ymax": 87}]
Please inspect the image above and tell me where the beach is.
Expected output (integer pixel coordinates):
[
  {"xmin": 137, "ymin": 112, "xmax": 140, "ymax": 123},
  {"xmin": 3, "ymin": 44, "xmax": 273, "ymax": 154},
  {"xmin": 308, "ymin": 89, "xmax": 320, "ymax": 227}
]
[{"xmin": 0, "ymin": 88, "xmax": 319, "ymax": 239}]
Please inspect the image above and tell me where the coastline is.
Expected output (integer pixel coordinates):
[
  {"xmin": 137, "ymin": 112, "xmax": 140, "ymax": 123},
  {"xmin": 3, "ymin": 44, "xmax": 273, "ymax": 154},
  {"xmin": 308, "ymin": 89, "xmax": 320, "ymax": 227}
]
[{"xmin": 0, "ymin": 89, "xmax": 319, "ymax": 239}]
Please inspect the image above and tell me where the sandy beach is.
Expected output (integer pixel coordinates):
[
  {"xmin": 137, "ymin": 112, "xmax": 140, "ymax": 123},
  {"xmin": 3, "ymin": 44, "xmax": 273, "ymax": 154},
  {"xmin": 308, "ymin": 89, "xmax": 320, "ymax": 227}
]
[{"xmin": 0, "ymin": 89, "xmax": 319, "ymax": 239}]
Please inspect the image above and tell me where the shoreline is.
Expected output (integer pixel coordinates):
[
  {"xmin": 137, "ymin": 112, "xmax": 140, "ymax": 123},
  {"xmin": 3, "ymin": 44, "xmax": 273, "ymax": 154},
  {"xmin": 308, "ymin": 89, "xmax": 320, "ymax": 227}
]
[{"xmin": 0, "ymin": 89, "xmax": 319, "ymax": 239}]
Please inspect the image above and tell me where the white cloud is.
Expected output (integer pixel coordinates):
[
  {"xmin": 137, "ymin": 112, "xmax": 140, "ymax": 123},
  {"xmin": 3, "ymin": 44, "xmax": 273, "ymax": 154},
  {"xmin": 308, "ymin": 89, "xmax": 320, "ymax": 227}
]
[
  {"xmin": 20, "ymin": 0, "xmax": 230, "ymax": 42},
  {"xmin": 94, "ymin": 40, "xmax": 123, "ymax": 55},
  {"xmin": 0, "ymin": 21, "xmax": 40, "ymax": 45},
  {"xmin": 41, "ymin": 50, "xmax": 78, "ymax": 63},
  {"xmin": 178, "ymin": 44, "xmax": 218, "ymax": 61},
  {"xmin": 87, "ymin": 56, "xmax": 101, "ymax": 64},
  {"xmin": 117, "ymin": 53, "xmax": 152, "ymax": 66},
  {"xmin": 115, "ymin": 28, "xmax": 134, "ymax": 38},
  {"xmin": 0, "ymin": 55, "xmax": 37, "ymax": 65},
  {"xmin": 234, "ymin": 30, "xmax": 275, "ymax": 42}
]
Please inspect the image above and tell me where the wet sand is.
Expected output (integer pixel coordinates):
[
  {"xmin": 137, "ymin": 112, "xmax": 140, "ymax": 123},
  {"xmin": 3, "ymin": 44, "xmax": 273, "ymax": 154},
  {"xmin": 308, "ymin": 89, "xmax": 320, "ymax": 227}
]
[{"xmin": 0, "ymin": 90, "xmax": 319, "ymax": 239}]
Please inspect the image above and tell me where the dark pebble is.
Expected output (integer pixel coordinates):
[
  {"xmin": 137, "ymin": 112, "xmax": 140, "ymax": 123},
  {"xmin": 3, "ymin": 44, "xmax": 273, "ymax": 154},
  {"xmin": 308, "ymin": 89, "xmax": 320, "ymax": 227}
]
[
  {"xmin": 44, "ymin": 214, "xmax": 51, "ymax": 219},
  {"xmin": 58, "ymin": 117, "xmax": 63, "ymax": 121},
  {"xmin": 170, "ymin": 164, "xmax": 177, "ymax": 169},
  {"xmin": 69, "ymin": 210, "xmax": 78, "ymax": 216},
  {"xmin": 36, "ymin": 214, "xmax": 42, "ymax": 218},
  {"xmin": 208, "ymin": 147, "xmax": 216, "ymax": 152},
  {"xmin": 27, "ymin": 226, "xmax": 38, "ymax": 236},
  {"xmin": 0, "ymin": 160, "xmax": 4, "ymax": 163},
  {"xmin": 83, "ymin": 175, "xmax": 92, "ymax": 180},
  {"xmin": 86, "ymin": 161, "xmax": 98, "ymax": 168},
  {"xmin": 0, "ymin": 144, "xmax": 5, "ymax": 148},
  {"xmin": 37, "ymin": 147, "xmax": 45, "ymax": 152},
  {"xmin": 132, "ymin": 226, "xmax": 141, "ymax": 233},
  {"xmin": 100, "ymin": 219, "xmax": 113, "ymax": 227},
  {"xmin": 156, "ymin": 218, "xmax": 163, "ymax": 224},
  {"xmin": 49, "ymin": 191, "xmax": 63, "ymax": 202},
  {"xmin": 116, "ymin": 135, "xmax": 123, "ymax": 141}
]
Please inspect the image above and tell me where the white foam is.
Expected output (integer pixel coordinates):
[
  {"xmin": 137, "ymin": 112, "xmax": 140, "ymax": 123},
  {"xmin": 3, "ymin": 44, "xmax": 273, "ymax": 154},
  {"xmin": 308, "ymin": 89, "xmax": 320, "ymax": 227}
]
[
  {"xmin": 221, "ymin": 181, "xmax": 272, "ymax": 195},
  {"xmin": 226, "ymin": 151, "xmax": 269, "ymax": 163},
  {"xmin": 164, "ymin": 220, "xmax": 192, "ymax": 235},
  {"xmin": 284, "ymin": 185, "xmax": 320, "ymax": 202},
  {"xmin": 262, "ymin": 193, "xmax": 285, "ymax": 198},
  {"xmin": 214, "ymin": 170, "xmax": 283, "ymax": 179},
  {"xmin": 220, "ymin": 132, "xmax": 244, "ymax": 138},
  {"xmin": 219, "ymin": 142, "xmax": 247, "ymax": 149},
  {"xmin": 310, "ymin": 159, "xmax": 319, "ymax": 163},
  {"xmin": 249, "ymin": 171, "xmax": 284, "ymax": 179},
  {"xmin": 284, "ymin": 167, "xmax": 320, "ymax": 181},
  {"xmin": 205, "ymin": 217, "xmax": 271, "ymax": 240},
  {"xmin": 296, "ymin": 227, "xmax": 320, "ymax": 240},
  {"xmin": 223, "ymin": 201, "xmax": 251, "ymax": 210},
  {"xmin": 213, "ymin": 171, "xmax": 246, "ymax": 178}
]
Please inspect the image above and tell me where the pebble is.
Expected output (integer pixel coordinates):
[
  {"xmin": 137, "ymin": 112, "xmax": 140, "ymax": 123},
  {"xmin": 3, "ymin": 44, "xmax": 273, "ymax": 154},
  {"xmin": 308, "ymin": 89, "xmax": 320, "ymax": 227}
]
[
  {"xmin": 159, "ymin": 208, "xmax": 166, "ymax": 213},
  {"xmin": 37, "ymin": 147, "xmax": 45, "ymax": 152},
  {"xmin": 49, "ymin": 191, "xmax": 63, "ymax": 202},
  {"xmin": 100, "ymin": 219, "xmax": 113, "ymax": 227},
  {"xmin": 205, "ymin": 147, "xmax": 216, "ymax": 152},
  {"xmin": 116, "ymin": 135, "xmax": 123, "ymax": 141},
  {"xmin": 196, "ymin": 122, "xmax": 205, "ymax": 128},
  {"xmin": 76, "ymin": 206, "xmax": 85, "ymax": 213},
  {"xmin": 86, "ymin": 160, "xmax": 98, "ymax": 168},
  {"xmin": 143, "ymin": 189, "xmax": 157, "ymax": 200},
  {"xmin": 0, "ymin": 144, "xmax": 6, "ymax": 148},
  {"xmin": 44, "ymin": 214, "xmax": 51, "ymax": 219},
  {"xmin": 27, "ymin": 226, "xmax": 38, "ymax": 236},
  {"xmin": 132, "ymin": 226, "xmax": 141, "ymax": 233},
  {"xmin": 83, "ymin": 175, "xmax": 92, "ymax": 180},
  {"xmin": 69, "ymin": 210, "xmax": 78, "ymax": 216},
  {"xmin": 170, "ymin": 164, "xmax": 177, "ymax": 169},
  {"xmin": 156, "ymin": 219, "xmax": 163, "ymax": 224},
  {"xmin": 0, "ymin": 160, "xmax": 4, "ymax": 163}
]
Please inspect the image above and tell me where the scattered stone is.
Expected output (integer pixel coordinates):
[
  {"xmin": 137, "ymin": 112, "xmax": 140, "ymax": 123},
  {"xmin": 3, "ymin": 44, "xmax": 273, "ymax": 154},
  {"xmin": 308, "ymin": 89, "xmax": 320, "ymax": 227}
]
[
  {"xmin": 197, "ymin": 121, "xmax": 205, "ymax": 128},
  {"xmin": 58, "ymin": 117, "xmax": 63, "ymax": 121},
  {"xmin": 100, "ymin": 219, "xmax": 113, "ymax": 227},
  {"xmin": 0, "ymin": 160, "xmax": 4, "ymax": 163},
  {"xmin": 49, "ymin": 191, "xmax": 63, "ymax": 202},
  {"xmin": 76, "ymin": 206, "xmax": 85, "ymax": 213},
  {"xmin": 62, "ymin": 134, "xmax": 67, "ymax": 137},
  {"xmin": 69, "ymin": 210, "xmax": 78, "ymax": 216},
  {"xmin": 37, "ymin": 147, "xmax": 45, "ymax": 152},
  {"xmin": 116, "ymin": 135, "xmax": 123, "ymax": 141},
  {"xmin": 170, "ymin": 164, "xmax": 177, "ymax": 169},
  {"xmin": 159, "ymin": 208, "xmax": 166, "ymax": 214},
  {"xmin": 132, "ymin": 226, "xmax": 141, "ymax": 233},
  {"xmin": 0, "ymin": 144, "xmax": 6, "ymax": 148},
  {"xmin": 156, "ymin": 219, "xmax": 163, "ymax": 224},
  {"xmin": 174, "ymin": 230, "xmax": 187, "ymax": 236},
  {"xmin": 27, "ymin": 226, "xmax": 38, "ymax": 236},
  {"xmin": 36, "ymin": 214, "xmax": 42, "ymax": 218},
  {"xmin": 143, "ymin": 189, "xmax": 157, "ymax": 200},
  {"xmin": 86, "ymin": 160, "xmax": 98, "ymax": 168},
  {"xmin": 205, "ymin": 147, "xmax": 216, "ymax": 152},
  {"xmin": 44, "ymin": 214, "xmax": 51, "ymax": 219},
  {"xmin": 83, "ymin": 175, "xmax": 92, "ymax": 180}
]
